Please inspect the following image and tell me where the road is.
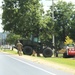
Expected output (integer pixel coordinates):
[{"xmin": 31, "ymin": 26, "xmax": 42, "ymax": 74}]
[{"xmin": 0, "ymin": 52, "xmax": 74, "ymax": 75}]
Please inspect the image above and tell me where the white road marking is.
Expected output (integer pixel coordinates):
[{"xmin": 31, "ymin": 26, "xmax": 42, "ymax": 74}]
[{"xmin": 7, "ymin": 55, "xmax": 56, "ymax": 75}]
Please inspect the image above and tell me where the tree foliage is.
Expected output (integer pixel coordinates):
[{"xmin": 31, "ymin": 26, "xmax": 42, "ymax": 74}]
[
  {"xmin": 2, "ymin": 0, "xmax": 44, "ymax": 38},
  {"xmin": 64, "ymin": 36, "xmax": 73, "ymax": 45},
  {"xmin": 6, "ymin": 33, "xmax": 21, "ymax": 44},
  {"xmin": 54, "ymin": 1, "xmax": 75, "ymax": 41},
  {"xmin": 44, "ymin": 0, "xmax": 75, "ymax": 48},
  {"xmin": 2, "ymin": 0, "xmax": 75, "ymax": 47},
  {"xmin": 48, "ymin": 0, "xmax": 75, "ymax": 43}
]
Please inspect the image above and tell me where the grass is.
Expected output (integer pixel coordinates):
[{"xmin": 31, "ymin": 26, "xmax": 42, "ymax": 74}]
[
  {"xmin": 0, "ymin": 49, "xmax": 75, "ymax": 69},
  {"xmin": 5, "ymin": 50, "xmax": 17, "ymax": 54},
  {"xmin": 39, "ymin": 56, "xmax": 75, "ymax": 69},
  {"xmin": 0, "ymin": 49, "xmax": 17, "ymax": 54}
]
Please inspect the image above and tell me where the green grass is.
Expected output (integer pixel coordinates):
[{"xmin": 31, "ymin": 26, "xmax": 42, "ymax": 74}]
[
  {"xmin": 39, "ymin": 57, "xmax": 75, "ymax": 69},
  {"xmin": 0, "ymin": 49, "xmax": 17, "ymax": 54}
]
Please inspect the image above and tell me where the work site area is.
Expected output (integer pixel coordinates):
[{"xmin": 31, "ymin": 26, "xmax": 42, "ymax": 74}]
[{"xmin": 0, "ymin": 0, "xmax": 75, "ymax": 75}]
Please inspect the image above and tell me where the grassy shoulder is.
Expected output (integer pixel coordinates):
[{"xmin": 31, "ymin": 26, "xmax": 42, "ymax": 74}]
[
  {"xmin": 0, "ymin": 49, "xmax": 17, "ymax": 54},
  {"xmin": 39, "ymin": 56, "xmax": 75, "ymax": 69},
  {"xmin": 0, "ymin": 49, "xmax": 75, "ymax": 70}
]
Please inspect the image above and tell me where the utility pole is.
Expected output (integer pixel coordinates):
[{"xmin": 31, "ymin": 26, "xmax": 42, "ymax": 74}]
[
  {"xmin": 51, "ymin": 0, "xmax": 56, "ymax": 57},
  {"xmin": 52, "ymin": 0, "xmax": 55, "ymax": 47}
]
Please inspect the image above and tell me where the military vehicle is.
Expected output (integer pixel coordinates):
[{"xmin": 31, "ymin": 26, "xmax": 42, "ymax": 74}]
[{"xmin": 18, "ymin": 36, "xmax": 54, "ymax": 57}]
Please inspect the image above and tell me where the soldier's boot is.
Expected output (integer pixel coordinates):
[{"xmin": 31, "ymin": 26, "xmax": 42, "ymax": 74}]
[{"xmin": 32, "ymin": 50, "xmax": 36, "ymax": 56}]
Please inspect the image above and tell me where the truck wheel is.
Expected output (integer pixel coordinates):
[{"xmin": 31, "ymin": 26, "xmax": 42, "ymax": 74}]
[
  {"xmin": 43, "ymin": 49, "xmax": 53, "ymax": 57},
  {"xmin": 63, "ymin": 53, "xmax": 68, "ymax": 58},
  {"xmin": 23, "ymin": 46, "xmax": 33, "ymax": 55}
]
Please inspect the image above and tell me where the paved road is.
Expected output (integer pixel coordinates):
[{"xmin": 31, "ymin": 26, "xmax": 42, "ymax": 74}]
[{"xmin": 0, "ymin": 53, "xmax": 74, "ymax": 75}]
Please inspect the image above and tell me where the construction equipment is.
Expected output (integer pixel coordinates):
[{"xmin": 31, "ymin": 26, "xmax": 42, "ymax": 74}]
[
  {"xmin": 63, "ymin": 44, "xmax": 75, "ymax": 58},
  {"xmin": 17, "ymin": 36, "xmax": 54, "ymax": 57}
]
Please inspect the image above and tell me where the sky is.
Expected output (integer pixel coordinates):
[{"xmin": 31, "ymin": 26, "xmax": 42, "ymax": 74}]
[{"xmin": 0, "ymin": 0, "xmax": 75, "ymax": 32}]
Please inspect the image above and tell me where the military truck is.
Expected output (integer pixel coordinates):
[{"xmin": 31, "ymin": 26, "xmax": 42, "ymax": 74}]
[{"xmin": 18, "ymin": 38, "xmax": 54, "ymax": 57}]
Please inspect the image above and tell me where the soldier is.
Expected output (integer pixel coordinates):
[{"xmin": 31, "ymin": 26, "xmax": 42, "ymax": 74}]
[{"xmin": 16, "ymin": 40, "xmax": 23, "ymax": 56}]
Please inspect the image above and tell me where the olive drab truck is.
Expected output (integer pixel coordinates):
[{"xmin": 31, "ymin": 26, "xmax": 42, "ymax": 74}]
[{"xmin": 17, "ymin": 36, "xmax": 54, "ymax": 57}]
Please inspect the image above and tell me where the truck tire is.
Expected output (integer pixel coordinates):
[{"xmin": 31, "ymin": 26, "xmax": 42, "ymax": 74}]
[
  {"xmin": 63, "ymin": 52, "xmax": 68, "ymax": 58},
  {"xmin": 23, "ymin": 46, "xmax": 33, "ymax": 55},
  {"xmin": 43, "ymin": 49, "xmax": 53, "ymax": 57}
]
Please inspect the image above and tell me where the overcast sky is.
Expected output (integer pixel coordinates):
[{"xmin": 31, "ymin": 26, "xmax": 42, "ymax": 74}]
[{"xmin": 0, "ymin": 0, "xmax": 75, "ymax": 32}]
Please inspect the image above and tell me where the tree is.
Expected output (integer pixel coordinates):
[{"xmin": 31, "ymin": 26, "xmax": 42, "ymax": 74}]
[
  {"xmin": 43, "ymin": 0, "xmax": 75, "ymax": 50},
  {"xmin": 69, "ymin": 12, "xmax": 75, "ymax": 41},
  {"xmin": 39, "ymin": 13, "xmax": 53, "ymax": 42},
  {"xmin": 48, "ymin": 0, "xmax": 75, "ymax": 43},
  {"xmin": 2, "ymin": 0, "xmax": 44, "ymax": 38},
  {"xmin": 54, "ymin": 1, "xmax": 75, "ymax": 41},
  {"xmin": 6, "ymin": 33, "xmax": 21, "ymax": 44},
  {"xmin": 64, "ymin": 36, "xmax": 73, "ymax": 45}
]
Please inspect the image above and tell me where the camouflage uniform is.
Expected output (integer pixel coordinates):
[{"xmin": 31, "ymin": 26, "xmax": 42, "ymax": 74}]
[{"xmin": 16, "ymin": 41, "xmax": 23, "ymax": 56}]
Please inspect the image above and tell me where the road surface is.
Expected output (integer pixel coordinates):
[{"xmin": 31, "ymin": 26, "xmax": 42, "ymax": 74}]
[{"xmin": 0, "ymin": 53, "xmax": 74, "ymax": 75}]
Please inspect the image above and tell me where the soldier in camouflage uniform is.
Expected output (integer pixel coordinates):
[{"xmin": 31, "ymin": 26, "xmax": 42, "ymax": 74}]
[{"xmin": 16, "ymin": 40, "xmax": 23, "ymax": 56}]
